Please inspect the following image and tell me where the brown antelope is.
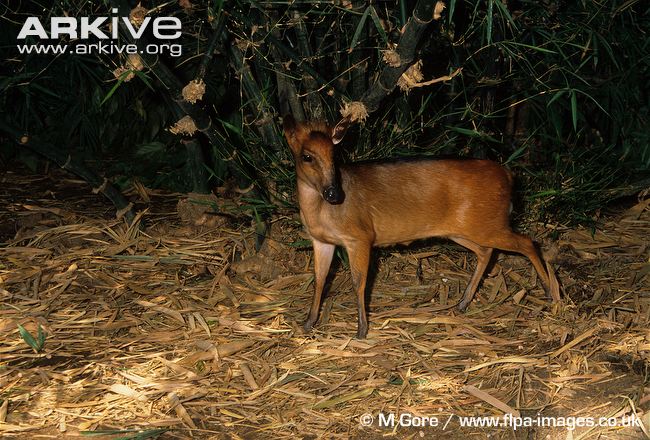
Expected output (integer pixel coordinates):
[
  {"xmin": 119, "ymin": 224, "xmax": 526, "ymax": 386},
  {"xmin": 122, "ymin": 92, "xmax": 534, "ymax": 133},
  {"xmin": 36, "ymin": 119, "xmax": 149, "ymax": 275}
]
[{"xmin": 283, "ymin": 115, "xmax": 558, "ymax": 338}]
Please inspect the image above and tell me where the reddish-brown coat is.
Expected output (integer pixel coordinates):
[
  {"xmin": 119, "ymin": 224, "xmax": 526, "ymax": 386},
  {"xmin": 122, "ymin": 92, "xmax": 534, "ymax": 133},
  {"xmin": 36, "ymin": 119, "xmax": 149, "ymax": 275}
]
[{"xmin": 283, "ymin": 115, "xmax": 559, "ymax": 338}]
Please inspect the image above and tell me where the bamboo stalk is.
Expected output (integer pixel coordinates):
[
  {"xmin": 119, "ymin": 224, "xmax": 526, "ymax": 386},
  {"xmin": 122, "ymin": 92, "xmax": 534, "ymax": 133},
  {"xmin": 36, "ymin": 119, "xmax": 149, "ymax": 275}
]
[
  {"xmin": 0, "ymin": 116, "xmax": 136, "ymax": 224},
  {"xmin": 196, "ymin": 12, "xmax": 226, "ymax": 81},
  {"xmin": 183, "ymin": 139, "xmax": 210, "ymax": 194},
  {"xmin": 360, "ymin": 1, "xmax": 443, "ymax": 114},
  {"xmin": 109, "ymin": 1, "xmax": 265, "ymax": 200},
  {"xmin": 228, "ymin": 43, "xmax": 283, "ymax": 149},
  {"xmin": 292, "ymin": 9, "xmax": 324, "ymax": 119},
  {"xmin": 349, "ymin": 1, "xmax": 368, "ymax": 101},
  {"xmin": 269, "ymin": 13, "xmax": 306, "ymax": 121}
]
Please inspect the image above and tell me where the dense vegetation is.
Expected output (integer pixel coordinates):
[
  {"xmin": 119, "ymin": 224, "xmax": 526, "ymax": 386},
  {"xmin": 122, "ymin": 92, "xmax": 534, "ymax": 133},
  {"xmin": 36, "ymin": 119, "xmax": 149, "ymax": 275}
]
[{"xmin": 1, "ymin": 0, "xmax": 648, "ymax": 226}]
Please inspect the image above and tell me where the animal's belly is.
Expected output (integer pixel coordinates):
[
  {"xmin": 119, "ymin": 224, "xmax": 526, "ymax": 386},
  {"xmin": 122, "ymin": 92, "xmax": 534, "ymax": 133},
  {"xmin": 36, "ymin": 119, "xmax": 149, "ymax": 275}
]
[
  {"xmin": 374, "ymin": 227, "xmax": 444, "ymax": 246},
  {"xmin": 372, "ymin": 211, "xmax": 448, "ymax": 246}
]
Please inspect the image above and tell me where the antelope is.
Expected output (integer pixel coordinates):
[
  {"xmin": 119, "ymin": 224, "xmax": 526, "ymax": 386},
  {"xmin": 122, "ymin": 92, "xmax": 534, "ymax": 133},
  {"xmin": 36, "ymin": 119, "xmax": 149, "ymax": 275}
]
[{"xmin": 283, "ymin": 115, "xmax": 558, "ymax": 338}]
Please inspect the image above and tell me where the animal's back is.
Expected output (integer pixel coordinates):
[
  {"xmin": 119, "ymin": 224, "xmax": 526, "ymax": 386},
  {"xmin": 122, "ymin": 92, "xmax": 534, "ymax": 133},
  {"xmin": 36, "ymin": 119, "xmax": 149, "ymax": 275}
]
[{"xmin": 341, "ymin": 159, "xmax": 513, "ymax": 246}]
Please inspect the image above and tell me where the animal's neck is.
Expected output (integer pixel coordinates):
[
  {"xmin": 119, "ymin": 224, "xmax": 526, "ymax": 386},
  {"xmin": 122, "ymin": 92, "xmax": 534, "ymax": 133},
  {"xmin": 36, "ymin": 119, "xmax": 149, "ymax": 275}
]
[{"xmin": 297, "ymin": 180, "xmax": 324, "ymax": 213}]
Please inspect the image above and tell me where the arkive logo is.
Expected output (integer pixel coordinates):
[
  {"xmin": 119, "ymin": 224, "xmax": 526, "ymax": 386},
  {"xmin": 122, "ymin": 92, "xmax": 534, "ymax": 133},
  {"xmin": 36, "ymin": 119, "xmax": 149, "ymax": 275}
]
[{"xmin": 17, "ymin": 8, "xmax": 181, "ymax": 40}]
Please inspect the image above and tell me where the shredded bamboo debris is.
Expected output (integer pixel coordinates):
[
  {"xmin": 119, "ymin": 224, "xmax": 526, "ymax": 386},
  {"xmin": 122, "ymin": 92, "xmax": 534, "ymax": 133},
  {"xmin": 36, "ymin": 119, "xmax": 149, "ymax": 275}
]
[
  {"xmin": 182, "ymin": 79, "xmax": 206, "ymax": 104},
  {"xmin": 0, "ymin": 169, "xmax": 648, "ymax": 439},
  {"xmin": 169, "ymin": 116, "xmax": 198, "ymax": 136}
]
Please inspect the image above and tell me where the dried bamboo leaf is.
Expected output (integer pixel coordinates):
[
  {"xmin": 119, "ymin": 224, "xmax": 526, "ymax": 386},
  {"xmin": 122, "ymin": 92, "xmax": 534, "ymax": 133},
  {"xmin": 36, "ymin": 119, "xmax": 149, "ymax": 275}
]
[
  {"xmin": 464, "ymin": 385, "xmax": 520, "ymax": 417},
  {"xmin": 464, "ymin": 356, "xmax": 540, "ymax": 373},
  {"xmin": 312, "ymin": 387, "xmax": 374, "ymax": 409}
]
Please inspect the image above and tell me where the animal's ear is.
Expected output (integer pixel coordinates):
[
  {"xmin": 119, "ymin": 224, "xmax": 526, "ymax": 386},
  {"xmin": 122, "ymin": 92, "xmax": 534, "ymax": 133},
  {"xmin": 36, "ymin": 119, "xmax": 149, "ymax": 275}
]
[
  {"xmin": 283, "ymin": 114, "xmax": 297, "ymax": 136},
  {"xmin": 331, "ymin": 116, "xmax": 351, "ymax": 145},
  {"xmin": 282, "ymin": 114, "xmax": 301, "ymax": 154}
]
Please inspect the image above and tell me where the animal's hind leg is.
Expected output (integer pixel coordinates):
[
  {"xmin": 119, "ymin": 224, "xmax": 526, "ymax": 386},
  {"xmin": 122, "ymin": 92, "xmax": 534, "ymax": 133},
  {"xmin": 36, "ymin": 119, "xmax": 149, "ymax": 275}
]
[
  {"xmin": 486, "ymin": 231, "xmax": 559, "ymax": 302},
  {"xmin": 450, "ymin": 237, "xmax": 493, "ymax": 311}
]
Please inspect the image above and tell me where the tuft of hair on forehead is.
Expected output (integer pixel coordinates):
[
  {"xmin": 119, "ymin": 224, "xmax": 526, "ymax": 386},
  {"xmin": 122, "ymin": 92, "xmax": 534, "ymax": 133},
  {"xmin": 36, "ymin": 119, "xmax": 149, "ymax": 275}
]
[
  {"xmin": 308, "ymin": 130, "xmax": 331, "ymax": 144},
  {"xmin": 300, "ymin": 120, "xmax": 331, "ymax": 138}
]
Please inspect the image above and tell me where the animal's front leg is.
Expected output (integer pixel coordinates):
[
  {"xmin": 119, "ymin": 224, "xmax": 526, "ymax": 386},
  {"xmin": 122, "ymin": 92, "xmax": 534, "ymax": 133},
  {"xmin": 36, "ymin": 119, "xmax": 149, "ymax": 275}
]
[
  {"xmin": 303, "ymin": 239, "xmax": 335, "ymax": 332},
  {"xmin": 346, "ymin": 242, "xmax": 372, "ymax": 339}
]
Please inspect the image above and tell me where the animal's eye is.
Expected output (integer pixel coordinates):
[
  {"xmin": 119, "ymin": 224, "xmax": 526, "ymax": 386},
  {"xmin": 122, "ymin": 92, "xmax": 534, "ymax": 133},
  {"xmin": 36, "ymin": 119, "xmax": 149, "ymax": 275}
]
[{"xmin": 302, "ymin": 153, "xmax": 313, "ymax": 163}]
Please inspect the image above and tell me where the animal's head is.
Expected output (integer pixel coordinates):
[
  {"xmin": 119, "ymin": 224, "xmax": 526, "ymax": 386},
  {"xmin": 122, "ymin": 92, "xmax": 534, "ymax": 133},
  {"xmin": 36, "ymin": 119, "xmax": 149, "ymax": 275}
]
[{"xmin": 282, "ymin": 115, "xmax": 351, "ymax": 204}]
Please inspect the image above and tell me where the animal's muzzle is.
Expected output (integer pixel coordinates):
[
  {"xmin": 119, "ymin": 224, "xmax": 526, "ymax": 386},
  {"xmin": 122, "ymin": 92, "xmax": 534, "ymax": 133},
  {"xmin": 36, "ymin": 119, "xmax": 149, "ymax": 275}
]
[{"xmin": 323, "ymin": 185, "xmax": 343, "ymax": 204}]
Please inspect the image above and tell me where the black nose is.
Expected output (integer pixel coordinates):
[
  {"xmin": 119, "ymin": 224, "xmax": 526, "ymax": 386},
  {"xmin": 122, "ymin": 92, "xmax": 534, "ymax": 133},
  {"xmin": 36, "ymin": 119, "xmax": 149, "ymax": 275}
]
[{"xmin": 323, "ymin": 185, "xmax": 342, "ymax": 204}]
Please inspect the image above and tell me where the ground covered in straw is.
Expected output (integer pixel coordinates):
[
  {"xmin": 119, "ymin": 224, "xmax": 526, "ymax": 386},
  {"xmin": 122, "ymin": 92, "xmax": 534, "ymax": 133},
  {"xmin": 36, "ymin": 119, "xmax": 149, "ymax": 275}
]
[{"xmin": 1, "ymin": 169, "xmax": 649, "ymax": 440}]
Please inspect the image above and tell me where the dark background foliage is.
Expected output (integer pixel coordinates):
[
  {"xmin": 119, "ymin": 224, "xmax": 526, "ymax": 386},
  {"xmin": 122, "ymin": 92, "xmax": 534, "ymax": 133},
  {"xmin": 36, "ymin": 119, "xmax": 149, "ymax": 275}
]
[{"xmin": 1, "ymin": 0, "xmax": 649, "ymax": 227}]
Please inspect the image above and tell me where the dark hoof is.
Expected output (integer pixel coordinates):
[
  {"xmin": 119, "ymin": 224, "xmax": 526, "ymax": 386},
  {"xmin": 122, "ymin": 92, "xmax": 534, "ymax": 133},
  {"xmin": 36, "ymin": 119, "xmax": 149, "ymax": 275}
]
[
  {"xmin": 356, "ymin": 327, "xmax": 368, "ymax": 339},
  {"xmin": 302, "ymin": 320, "xmax": 315, "ymax": 333},
  {"xmin": 456, "ymin": 302, "xmax": 468, "ymax": 312}
]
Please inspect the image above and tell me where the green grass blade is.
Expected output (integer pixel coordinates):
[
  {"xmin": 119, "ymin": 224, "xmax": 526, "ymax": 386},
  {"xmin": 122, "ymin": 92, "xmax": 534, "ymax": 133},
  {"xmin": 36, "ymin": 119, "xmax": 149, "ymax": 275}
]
[{"xmin": 350, "ymin": 7, "xmax": 370, "ymax": 52}]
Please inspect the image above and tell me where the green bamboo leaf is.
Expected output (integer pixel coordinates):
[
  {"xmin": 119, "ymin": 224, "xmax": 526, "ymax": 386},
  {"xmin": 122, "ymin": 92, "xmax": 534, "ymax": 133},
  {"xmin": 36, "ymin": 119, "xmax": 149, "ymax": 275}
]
[
  {"xmin": 18, "ymin": 324, "xmax": 45, "ymax": 352},
  {"xmin": 593, "ymin": 32, "xmax": 619, "ymax": 69},
  {"xmin": 336, "ymin": 247, "xmax": 349, "ymax": 268},
  {"xmin": 287, "ymin": 239, "xmax": 312, "ymax": 248},
  {"xmin": 447, "ymin": 126, "xmax": 499, "ymax": 143},
  {"xmin": 132, "ymin": 70, "xmax": 154, "ymax": 91},
  {"xmin": 100, "ymin": 71, "xmax": 130, "ymax": 107},
  {"xmin": 574, "ymin": 88, "xmax": 609, "ymax": 116},
  {"xmin": 399, "ymin": 0, "xmax": 407, "ymax": 26},
  {"xmin": 218, "ymin": 118, "xmax": 243, "ymax": 135},
  {"xmin": 448, "ymin": 0, "xmax": 456, "ymax": 27},
  {"xmin": 498, "ymin": 41, "xmax": 557, "ymax": 54},
  {"xmin": 505, "ymin": 143, "xmax": 529, "ymax": 164},
  {"xmin": 368, "ymin": 6, "xmax": 388, "ymax": 45},
  {"xmin": 18, "ymin": 324, "xmax": 37, "ymax": 349},
  {"xmin": 530, "ymin": 189, "xmax": 560, "ymax": 198},
  {"xmin": 135, "ymin": 142, "xmax": 166, "ymax": 156},
  {"xmin": 389, "ymin": 376, "xmax": 430, "ymax": 385},
  {"xmin": 349, "ymin": 7, "xmax": 370, "ymax": 52},
  {"xmin": 493, "ymin": 0, "xmax": 518, "ymax": 31},
  {"xmin": 253, "ymin": 207, "xmax": 266, "ymax": 252},
  {"xmin": 449, "ymin": 127, "xmax": 482, "ymax": 137},
  {"xmin": 81, "ymin": 428, "xmax": 169, "ymax": 439},
  {"xmin": 547, "ymin": 90, "xmax": 566, "ymax": 106},
  {"xmin": 0, "ymin": 72, "xmax": 34, "ymax": 92},
  {"xmin": 486, "ymin": 0, "xmax": 494, "ymax": 44},
  {"xmin": 30, "ymin": 83, "xmax": 62, "ymax": 99},
  {"xmin": 591, "ymin": 33, "xmax": 599, "ymax": 69},
  {"xmin": 313, "ymin": 387, "xmax": 374, "ymax": 409},
  {"xmin": 100, "ymin": 70, "xmax": 152, "ymax": 107},
  {"xmin": 570, "ymin": 90, "xmax": 578, "ymax": 132},
  {"xmin": 37, "ymin": 325, "xmax": 46, "ymax": 348},
  {"xmin": 278, "ymin": 373, "xmax": 308, "ymax": 385}
]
